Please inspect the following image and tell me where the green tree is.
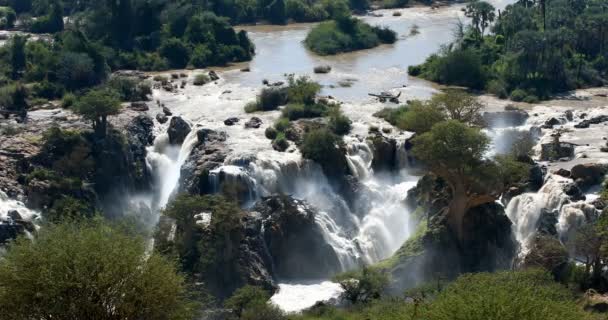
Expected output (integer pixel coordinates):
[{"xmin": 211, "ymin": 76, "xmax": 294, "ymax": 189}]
[
  {"xmin": 397, "ymin": 101, "xmax": 446, "ymax": 133},
  {"xmin": 10, "ymin": 35, "xmax": 26, "ymax": 79},
  {"xmin": 412, "ymin": 120, "xmax": 501, "ymax": 242},
  {"xmin": 9, "ymin": 0, "xmax": 32, "ymax": 14},
  {"xmin": 225, "ymin": 285, "xmax": 284, "ymax": 320},
  {"xmin": 336, "ymin": 268, "xmax": 389, "ymax": 304},
  {"xmin": 427, "ymin": 90, "xmax": 483, "ymax": 126},
  {"xmin": 463, "ymin": 1, "xmax": 496, "ymax": 38},
  {"xmin": 160, "ymin": 38, "xmax": 191, "ymax": 69},
  {"xmin": 0, "ymin": 220, "xmax": 196, "ymax": 319},
  {"xmin": 73, "ymin": 89, "xmax": 122, "ymax": 138}
]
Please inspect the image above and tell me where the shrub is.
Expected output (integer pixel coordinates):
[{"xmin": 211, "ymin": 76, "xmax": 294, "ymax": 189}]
[
  {"xmin": 272, "ymin": 133, "xmax": 289, "ymax": 152},
  {"xmin": 509, "ymin": 89, "xmax": 527, "ymax": 102},
  {"xmin": 335, "ymin": 267, "xmax": 389, "ymax": 304},
  {"xmin": 486, "ymin": 79, "xmax": 508, "ymax": 99},
  {"xmin": 274, "ymin": 117, "xmax": 291, "ymax": 132},
  {"xmin": 107, "ymin": 76, "xmax": 151, "ymax": 101},
  {"xmin": 300, "ymin": 128, "xmax": 345, "ymax": 172},
  {"xmin": 397, "ymin": 101, "xmax": 445, "ymax": 133},
  {"xmin": 257, "ymin": 87, "xmax": 288, "ymax": 111},
  {"xmin": 160, "ymin": 38, "xmax": 191, "ymax": 69},
  {"xmin": 373, "ymin": 26, "xmax": 398, "ymax": 44},
  {"xmin": 265, "ymin": 126, "xmax": 278, "ymax": 139},
  {"xmin": 193, "ymin": 74, "xmax": 210, "ymax": 86},
  {"xmin": 0, "ymin": 220, "xmax": 197, "ymax": 319},
  {"xmin": 424, "ymin": 270, "xmax": 594, "ymax": 320},
  {"xmin": 373, "ymin": 106, "xmax": 409, "ymax": 126},
  {"xmin": 244, "ymin": 101, "xmax": 259, "ymax": 113},
  {"xmin": 282, "ymin": 103, "xmax": 328, "ymax": 120},
  {"xmin": 329, "ymin": 110, "xmax": 352, "ymax": 135},
  {"xmin": 286, "ymin": 74, "xmax": 321, "ymax": 105},
  {"xmin": 523, "ymin": 94, "xmax": 539, "ymax": 104},
  {"xmin": 0, "ymin": 7, "xmax": 16, "ymax": 29}
]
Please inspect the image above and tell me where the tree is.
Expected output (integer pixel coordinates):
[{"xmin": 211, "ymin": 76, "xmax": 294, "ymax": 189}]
[
  {"xmin": 9, "ymin": 0, "xmax": 32, "ymax": 14},
  {"xmin": 160, "ymin": 38, "xmax": 191, "ymax": 69},
  {"xmin": 397, "ymin": 101, "xmax": 446, "ymax": 133},
  {"xmin": 109, "ymin": 0, "xmax": 134, "ymax": 49},
  {"xmin": 412, "ymin": 120, "xmax": 501, "ymax": 242},
  {"xmin": 73, "ymin": 89, "xmax": 122, "ymax": 138},
  {"xmin": 225, "ymin": 285, "xmax": 284, "ymax": 320},
  {"xmin": 10, "ymin": 35, "xmax": 26, "ymax": 79},
  {"xmin": 463, "ymin": 1, "xmax": 496, "ymax": 38},
  {"xmin": 337, "ymin": 268, "xmax": 389, "ymax": 304},
  {"xmin": 428, "ymin": 90, "xmax": 484, "ymax": 126},
  {"xmin": 0, "ymin": 220, "xmax": 196, "ymax": 319},
  {"xmin": 267, "ymin": 0, "xmax": 287, "ymax": 24}
]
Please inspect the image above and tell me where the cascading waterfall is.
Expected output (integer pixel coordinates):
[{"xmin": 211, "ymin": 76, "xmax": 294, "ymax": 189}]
[
  {"xmin": 145, "ymin": 130, "xmax": 200, "ymax": 212},
  {"xmin": 0, "ymin": 191, "xmax": 39, "ymax": 222},
  {"xmin": 506, "ymin": 173, "xmax": 600, "ymax": 256}
]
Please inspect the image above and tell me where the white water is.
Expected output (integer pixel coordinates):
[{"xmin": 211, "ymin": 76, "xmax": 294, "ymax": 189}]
[
  {"xmin": 270, "ymin": 281, "xmax": 344, "ymax": 313},
  {"xmin": 0, "ymin": 191, "xmax": 39, "ymax": 222}
]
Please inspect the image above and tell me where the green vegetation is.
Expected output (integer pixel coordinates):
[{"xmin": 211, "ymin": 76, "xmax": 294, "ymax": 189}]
[
  {"xmin": 225, "ymin": 286, "xmax": 284, "ymax": 320},
  {"xmin": 157, "ymin": 194, "xmax": 248, "ymax": 298},
  {"xmin": 73, "ymin": 89, "xmax": 122, "ymax": 138},
  {"xmin": 410, "ymin": 0, "xmax": 608, "ymax": 100},
  {"xmin": 292, "ymin": 270, "xmax": 598, "ymax": 320},
  {"xmin": 334, "ymin": 268, "xmax": 390, "ymax": 304},
  {"xmin": 305, "ymin": 16, "xmax": 397, "ymax": 55},
  {"xmin": 0, "ymin": 220, "xmax": 196, "ymax": 319}
]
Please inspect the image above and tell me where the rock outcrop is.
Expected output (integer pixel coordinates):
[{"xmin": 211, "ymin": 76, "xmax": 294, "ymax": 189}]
[
  {"xmin": 252, "ymin": 195, "xmax": 342, "ymax": 279},
  {"xmin": 167, "ymin": 116, "xmax": 191, "ymax": 145},
  {"xmin": 179, "ymin": 129, "xmax": 229, "ymax": 195},
  {"xmin": 571, "ymin": 163, "xmax": 608, "ymax": 189},
  {"xmin": 482, "ymin": 110, "xmax": 529, "ymax": 128}
]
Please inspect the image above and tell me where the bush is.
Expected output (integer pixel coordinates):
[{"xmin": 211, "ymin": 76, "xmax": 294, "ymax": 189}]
[
  {"xmin": 424, "ymin": 270, "xmax": 594, "ymax": 320},
  {"xmin": 274, "ymin": 117, "xmax": 291, "ymax": 132},
  {"xmin": 265, "ymin": 126, "xmax": 278, "ymax": 139},
  {"xmin": 272, "ymin": 133, "xmax": 289, "ymax": 152},
  {"xmin": 329, "ymin": 110, "xmax": 352, "ymax": 135},
  {"xmin": 160, "ymin": 38, "xmax": 191, "ymax": 69},
  {"xmin": 0, "ymin": 220, "xmax": 196, "ymax": 319},
  {"xmin": 0, "ymin": 7, "xmax": 16, "ymax": 29},
  {"xmin": 258, "ymin": 87, "xmax": 289, "ymax": 111},
  {"xmin": 286, "ymin": 74, "xmax": 321, "ymax": 105},
  {"xmin": 244, "ymin": 101, "xmax": 259, "ymax": 113},
  {"xmin": 282, "ymin": 103, "xmax": 328, "ymax": 120},
  {"xmin": 486, "ymin": 79, "xmax": 508, "ymax": 99},
  {"xmin": 523, "ymin": 94, "xmax": 539, "ymax": 104},
  {"xmin": 373, "ymin": 106, "xmax": 408, "ymax": 126},
  {"xmin": 300, "ymin": 128, "xmax": 345, "ymax": 173},
  {"xmin": 509, "ymin": 89, "xmax": 527, "ymax": 102},
  {"xmin": 336, "ymin": 267, "xmax": 390, "ymax": 304},
  {"xmin": 106, "ymin": 76, "xmax": 151, "ymax": 101},
  {"xmin": 193, "ymin": 74, "xmax": 210, "ymax": 86},
  {"xmin": 373, "ymin": 26, "xmax": 397, "ymax": 44}
]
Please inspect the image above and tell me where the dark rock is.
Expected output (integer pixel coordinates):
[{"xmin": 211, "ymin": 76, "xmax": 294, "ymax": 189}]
[
  {"xmin": 224, "ymin": 117, "xmax": 240, "ymax": 126},
  {"xmin": 0, "ymin": 221, "xmax": 25, "ymax": 244},
  {"xmin": 272, "ymin": 139, "xmax": 289, "ymax": 152},
  {"xmin": 314, "ymin": 65, "xmax": 332, "ymax": 74},
  {"xmin": 528, "ymin": 164, "xmax": 545, "ymax": 191},
  {"xmin": 162, "ymin": 106, "xmax": 173, "ymax": 116},
  {"xmin": 367, "ymin": 133, "xmax": 397, "ymax": 172},
  {"xmin": 179, "ymin": 129, "xmax": 229, "ymax": 195},
  {"xmin": 575, "ymin": 121, "xmax": 590, "ymax": 129},
  {"xmin": 482, "ymin": 110, "xmax": 529, "ymax": 128},
  {"xmin": 571, "ymin": 163, "xmax": 608, "ymax": 189},
  {"xmin": 565, "ymin": 110, "xmax": 574, "ymax": 121},
  {"xmin": 126, "ymin": 115, "xmax": 155, "ymax": 189},
  {"xmin": 130, "ymin": 101, "xmax": 149, "ymax": 111},
  {"xmin": 241, "ymin": 67, "xmax": 251, "ymax": 72},
  {"xmin": 574, "ymin": 115, "xmax": 608, "ymax": 129},
  {"xmin": 208, "ymin": 70, "xmax": 220, "ymax": 81},
  {"xmin": 553, "ymin": 168, "xmax": 571, "ymax": 178},
  {"xmin": 167, "ymin": 116, "xmax": 191, "ymax": 145},
  {"xmin": 540, "ymin": 142, "xmax": 575, "ymax": 161},
  {"xmin": 542, "ymin": 117, "xmax": 561, "ymax": 129},
  {"xmin": 156, "ymin": 113, "xmax": 168, "ymax": 124},
  {"xmin": 537, "ymin": 209, "xmax": 558, "ymax": 236},
  {"xmin": 7, "ymin": 210, "xmax": 21, "ymax": 221},
  {"xmin": 564, "ymin": 183, "xmax": 585, "ymax": 201},
  {"xmin": 590, "ymin": 198, "xmax": 607, "ymax": 210},
  {"xmin": 244, "ymin": 117, "xmax": 263, "ymax": 129},
  {"xmin": 252, "ymin": 195, "xmax": 343, "ymax": 279}
]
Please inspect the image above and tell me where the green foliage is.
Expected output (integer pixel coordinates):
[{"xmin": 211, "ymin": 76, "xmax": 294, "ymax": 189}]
[
  {"xmin": 398, "ymin": 101, "xmax": 446, "ymax": 133},
  {"xmin": 193, "ymin": 73, "xmax": 211, "ymax": 86},
  {"xmin": 73, "ymin": 88, "xmax": 121, "ymax": 137},
  {"xmin": 305, "ymin": 17, "xmax": 397, "ymax": 55},
  {"xmin": 46, "ymin": 196, "xmax": 96, "ymax": 223},
  {"xmin": 10, "ymin": 35, "xmax": 26, "ymax": 79},
  {"xmin": 300, "ymin": 128, "xmax": 347, "ymax": 176},
  {"xmin": 0, "ymin": 83, "xmax": 28, "ymax": 113},
  {"xmin": 29, "ymin": 0, "xmax": 64, "ymax": 33},
  {"xmin": 159, "ymin": 194, "xmax": 246, "ymax": 297},
  {"xmin": 39, "ymin": 126, "xmax": 95, "ymax": 179},
  {"xmin": 282, "ymin": 103, "xmax": 328, "ymax": 120},
  {"xmin": 423, "ymin": 270, "xmax": 594, "ymax": 320},
  {"xmin": 373, "ymin": 105, "xmax": 409, "ymax": 126},
  {"xmin": 286, "ymin": 74, "xmax": 321, "ymax": 105},
  {"xmin": 0, "ymin": 7, "xmax": 16, "ymax": 29},
  {"xmin": 106, "ymin": 76, "xmax": 151, "ymax": 101},
  {"xmin": 225, "ymin": 285, "xmax": 282, "ymax": 320},
  {"xmin": 335, "ymin": 268, "xmax": 390, "ymax": 304},
  {"xmin": 328, "ymin": 110, "xmax": 352, "ymax": 135},
  {"xmin": 160, "ymin": 38, "xmax": 191, "ymax": 69},
  {"xmin": 0, "ymin": 220, "xmax": 197, "ymax": 319}
]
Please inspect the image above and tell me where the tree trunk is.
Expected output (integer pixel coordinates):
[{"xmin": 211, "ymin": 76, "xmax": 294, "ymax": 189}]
[{"xmin": 447, "ymin": 183, "xmax": 469, "ymax": 244}]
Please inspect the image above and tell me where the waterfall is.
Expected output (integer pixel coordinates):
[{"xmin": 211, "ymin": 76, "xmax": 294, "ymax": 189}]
[
  {"xmin": 145, "ymin": 130, "xmax": 199, "ymax": 211},
  {"xmin": 506, "ymin": 174, "xmax": 599, "ymax": 256},
  {"xmin": 0, "ymin": 192, "xmax": 39, "ymax": 222}
]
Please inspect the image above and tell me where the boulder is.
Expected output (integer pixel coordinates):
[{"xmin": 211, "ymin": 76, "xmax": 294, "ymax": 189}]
[
  {"xmin": 542, "ymin": 117, "xmax": 561, "ymax": 129},
  {"xmin": 209, "ymin": 70, "xmax": 220, "ymax": 81},
  {"xmin": 482, "ymin": 110, "xmax": 529, "ymax": 128},
  {"xmin": 167, "ymin": 116, "xmax": 191, "ymax": 145},
  {"xmin": 126, "ymin": 115, "xmax": 155, "ymax": 189},
  {"xmin": 224, "ymin": 117, "xmax": 240, "ymax": 126},
  {"xmin": 564, "ymin": 183, "xmax": 585, "ymax": 201},
  {"xmin": 590, "ymin": 198, "xmax": 607, "ymax": 211},
  {"xmin": 0, "ymin": 221, "xmax": 25, "ymax": 244},
  {"xmin": 7, "ymin": 210, "xmax": 22, "ymax": 221},
  {"xmin": 574, "ymin": 115, "xmax": 608, "ymax": 129},
  {"xmin": 156, "ymin": 113, "xmax": 168, "ymax": 124},
  {"xmin": 367, "ymin": 133, "xmax": 397, "ymax": 172},
  {"xmin": 553, "ymin": 168, "xmax": 571, "ymax": 178},
  {"xmin": 179, "ymin": 129, "xmax": 229, "ymax": 195},
  {"xmin": 571, "ymin": 163, "xmax": 608, "ymax": 188},
  {"xmin": 252, "ymin": 195, "xmax": 343, "ymax": 279},
  {"xmin": 162, "ymin": 106, "xmax": 173, "ymax": 116},
  {"xmin": 540, "ymin": 142, "xmax": 575, "ymax": 161},
  {"xmin": 244, "ymin": 117, "xmax": 263, "ymax": 129},
  {"xmin": 130, "ymin": 101, "xmax": 149, "ymax": 111},
  {"xmin": 564, "ymin": 110, "xmax": 574, "ymax": 121},
  {"xmin": 313, "ymin": 65, "xmax": 332, "ymax": 74},
  {"xmin": 536, "ymin": 209, "xmax": 558, "ymax": 236}
]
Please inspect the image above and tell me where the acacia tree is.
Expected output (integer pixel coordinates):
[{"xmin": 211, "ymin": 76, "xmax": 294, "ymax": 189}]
[
  {"xmin": 463, "ymin": 1, "xmax": 496, "ymax": 39},
  {"xmin": 73, "ymin": 89, "xmax": 121, "ymax": 138},
  {"xmin": 0, "ymin": 221, "xmax": 197, "ymax": 319},
  {"xmin": 412, "ymin": 120, "xmax": 504, "ymax": 243}
]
